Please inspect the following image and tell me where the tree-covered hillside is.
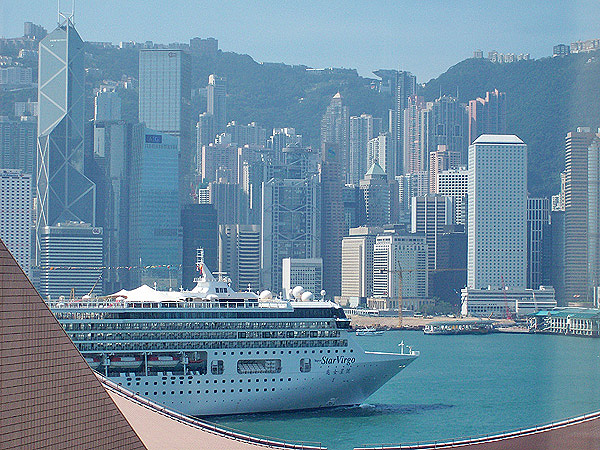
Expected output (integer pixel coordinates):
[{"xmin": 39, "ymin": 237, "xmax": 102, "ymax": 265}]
[{"xmin": 424, "ymin": 54, "xmax": 600, "ymax": 196}]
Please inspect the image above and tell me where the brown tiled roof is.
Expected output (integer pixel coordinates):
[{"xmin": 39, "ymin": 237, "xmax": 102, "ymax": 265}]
[{"xmin": 0, "ymin": 238, "xmax": 147, "ymax": 450}]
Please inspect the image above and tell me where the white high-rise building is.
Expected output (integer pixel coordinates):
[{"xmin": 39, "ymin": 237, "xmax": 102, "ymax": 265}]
[
  {"xmin": 367, "ymin": 133, "xmax": 393, "ymax": 177},
  {"xmin": 340, "ymin": 227, "xmax": 383, "ymax": 306},
  {"xmin": 349, "ymin": 114, "xmax": 381, "ymax": 185},
  {"xmin": 372, "ymin": 231, "xmax": 428, "ymax": 304},
  {"xmin": 282, "ymin": 258, "xmax": 323, "ymax": 299},
  {"xmin": 437, "ymin": 167, "xmax": 469, "ymax": 225},
  {"xmin": 0, "ymin": 169, "xmax": 31, "ymax": 275},
  {"xmin": 37, "ymin": 222, "xmax": 103, "ymax": 300},
  {"xmin": 467, "ymin": 134, "xmax": 527, "ymax": 289}
]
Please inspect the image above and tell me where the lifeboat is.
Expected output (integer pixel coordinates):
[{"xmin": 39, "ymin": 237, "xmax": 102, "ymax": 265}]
[
  {"xmin": 110, "ymin": 356, "xmax": 143, "ymax": 369},
  {"xmin": 147, "ymin": 355, "xmax": 180, "ymax": 369}
]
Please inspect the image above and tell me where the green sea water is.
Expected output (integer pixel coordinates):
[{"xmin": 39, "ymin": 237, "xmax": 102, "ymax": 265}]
[{"xmin": 210, "ymin": 331, "xmax": 600, "ymax": 450}]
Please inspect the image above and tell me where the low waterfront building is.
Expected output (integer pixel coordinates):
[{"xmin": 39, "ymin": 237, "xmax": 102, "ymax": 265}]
[
  {"xmin": 461, "ymin": 286, "xmax": 557, "ymax": 318},
  {"xmin": 528, "ymin": 308, "xmax": 600, "ymax": 337}
]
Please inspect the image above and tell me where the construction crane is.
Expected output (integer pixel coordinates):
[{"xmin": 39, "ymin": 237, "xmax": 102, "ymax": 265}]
[{"xmin": 378, "ymin": 267, "xmax": 403, "ymax": 328}]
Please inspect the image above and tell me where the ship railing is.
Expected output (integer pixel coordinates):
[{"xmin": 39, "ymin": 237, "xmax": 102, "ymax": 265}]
[
  {"xmin": 353, "ymin": 409, "xmax": 600, "ymax": 449},
  {"xmin": 99, "ymin": 373, "xmax": 326, "ymax": 449},
  {"xmin": 46, "ymin": 299, "xmax": 292, "ymax": 310}
]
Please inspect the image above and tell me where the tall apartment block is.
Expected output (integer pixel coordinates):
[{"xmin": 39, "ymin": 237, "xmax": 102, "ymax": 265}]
[
  {"xmin": 226, "ymin": 121, "xmax": 267, "ymax": 147},
  {"xmin": 468, "ymin": 135, "xmax": 527, "ymax": 289},
  {"xmin": 139, "ymin": 48, "xmax": 192, "ymax": 203},
  {"xmin": 423, "ymin": 96, "xmax": 469, "ymax": 165},
  {"xmin": 436, "ymin": 167, "xmax": 468, "ymax": 225},
  {"xmin": 373, "ymin": 69, "xmax": 417, "ymax": 177},
  {"xmin": 207, "ymin": 74, "xmax": 227, "ymax": 134},
  {"xmin": 468, "ymin": 89, "xmax": 507, "ymax": 144},
  {"xmin": 349, "ymin": 114, "xmax": 382, "ymax": 184},
  {"xmin": 218, "ymin": 224, "xmax": 260, "ymax": 292},
  {"xmin": 0, "ymin": 169, "xmax": 31, "ymax": 275},
  {"xmin": 320, "ymin": 92, "xmax": 349, "ymax": 181},
  {"xmin": 564, "ymin": 128, "xmax": 598, "ymax": 303},
  {"xmin": 340, "ymin": 226, "xmax": 382, "ymax": 307},
  {"xmin": 429, "ymin": 145, "xmax": 462, "ymax": 193},
  {"xmin": 367, "ymin": 132, "xmax": 393, "ymax": 176},
  {"xmin": 396, "ymin": 170, "xmax": 429, "ymax": 220},
  {"xmin": 403, "ymin": 95, "xmax": 426, "ymax": 174},
  {"xmin": 527, "ymin": 197, "xmax": 551, "ymax": 289}
]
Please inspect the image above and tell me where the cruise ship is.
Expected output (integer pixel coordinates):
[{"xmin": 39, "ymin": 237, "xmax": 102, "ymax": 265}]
[{"xmin": 48, "ymin": 265, "xmax": 419, "ymax": 416}]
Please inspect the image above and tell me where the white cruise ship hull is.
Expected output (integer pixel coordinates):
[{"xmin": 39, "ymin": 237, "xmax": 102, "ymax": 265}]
[{"xmin": 111, "ymin": 348, "xmax": 416, "ymax": 416}]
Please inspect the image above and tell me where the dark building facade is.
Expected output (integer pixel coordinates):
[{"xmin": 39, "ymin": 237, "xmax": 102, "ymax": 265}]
[{"xmin": 182, "ymin": 203, "xmax": 218, "ymax": 289}]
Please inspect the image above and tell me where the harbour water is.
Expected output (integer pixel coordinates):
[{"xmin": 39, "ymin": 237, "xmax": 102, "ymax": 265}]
[{"xmin": 211, "ymin": 331, "xmax": 600, "ymax": 450}]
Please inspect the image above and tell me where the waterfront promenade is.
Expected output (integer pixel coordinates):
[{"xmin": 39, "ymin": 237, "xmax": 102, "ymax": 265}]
[{"xmin": 355, "ymin": 410, "xmax": 600, "ymax": 450}]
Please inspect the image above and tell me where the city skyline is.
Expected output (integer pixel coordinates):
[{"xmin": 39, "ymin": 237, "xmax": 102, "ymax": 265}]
[{"xmin": 1, "ymin": 1, "xmax": 599, "ymax": 81}]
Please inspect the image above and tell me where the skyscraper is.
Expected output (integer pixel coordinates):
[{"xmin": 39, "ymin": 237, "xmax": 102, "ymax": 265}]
[
  {"xmin": 587, "ymin": 136, "xmax": 600, "ymax": 300},
  {"xmin": 403, "ymin": 95, "xmax": 426, "ymax": 174},
  {"xmin": 564, "ymin": 128, "xmax": 598, "ymax": 302},
  {"xmin": 367, "ymin": 132, "xmax": 393, "ymax": 177},
  {"xmin": 372, "ymin": 231, "xmax": 428, "ymax": 308},
  {"xmin": 436, "ymin": 167, "xmax": 469, "ymax": 225},
  {"xmin": 527, "ymin": 197, "xmax": 551, "ymax": 289},
  {"xmin": 37, "ymin": 222, "xmax": 104, "ymax": 299},
  {"xmin": 0, "ymin": 115, "xmax": 36, "ymax": 174},
  {"xmin": 320, "ymin": 92, "xmax": 350, "ymax": 181},
  {"xmin": 410, "ymin": 195, "xmax": 454, "ymax": 271},
  {"xmin": 0, "ymin": 169, "xmax": 31, "ymax": 275},
  {"xmin": 349, "ymin": 114, "xmax": 382, "ymax": 185},
  {"xmin": 139, "ymin": 48, "xmax": 192, "ymax": 202},
  {"xmin": 218, "ymin": 224, "xmax": 260, "ymax": 291},
  {"xmin": 429, "ymin": 145, "xmax": 462, "ymax": 193},
  {"xmin": 468, "ymin": 134, "xmax": 527, "ymax": 289},
  {"xmin": 341, "ymin": 226, "xmax": 382, "ymax": 306},
  {"xmin": 360, "ymin": 162, "xmax": 391, "ymax": 227},
  {"xmin": 36, "ymin": 16, "xmax": 96, "ymax": 260},
  {"xmin": 282, "ymin": 258, "xmax": 323, "ymax": 299},
  {"xmin": 207, "ymin": 74, "xmax": 227, "ymax": 134},
  {"xmin": 129, "ymin": 126, "xmax": 182, "ymax": 288},
  {"xmin": 468, "ymin": 89, "xmax": 507, "ymax": 144},
  {"xmin": 181, "ymin": 203, "xmax": 218, "ymax": 289},
  {"xmin": 373, "ymin": 69, "xmax": 417, "ymax": 177},
  {"xmin": 92, "ymin": 94, "xmax": 132, "ymax": 292},
  {"xmin": 423, "ymin": 96, "xmax": 469, "ymax": 164},
  {"xmin": 261, "ymin": 148, "xmax": 320, "ymax": 293},
  {"xmin": 320, "ymin": 143, "xmax": 345, "ymax": 297}
]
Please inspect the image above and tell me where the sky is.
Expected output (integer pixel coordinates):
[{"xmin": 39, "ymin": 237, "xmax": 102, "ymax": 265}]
[{"xmin": 1, "ymin": 1, "xmax": 599, "ymax": 82}]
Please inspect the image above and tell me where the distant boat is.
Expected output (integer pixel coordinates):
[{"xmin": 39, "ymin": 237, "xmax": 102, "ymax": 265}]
[
  {"xmin": 424, "ymin": 319, "xmax": 495, "ymax": 335},
  {"xmin": 356, "ymin": 327, "xmax": 384, "ymax": 336}
]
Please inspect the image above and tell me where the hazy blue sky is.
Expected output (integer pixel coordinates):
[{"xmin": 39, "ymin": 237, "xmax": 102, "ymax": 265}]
[{"xmin": 1, "ymin": 1, "xmax": 599, "ymax": 82}]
